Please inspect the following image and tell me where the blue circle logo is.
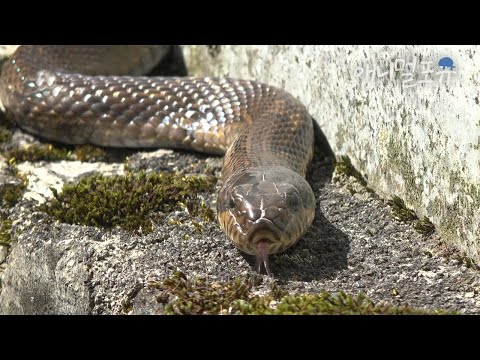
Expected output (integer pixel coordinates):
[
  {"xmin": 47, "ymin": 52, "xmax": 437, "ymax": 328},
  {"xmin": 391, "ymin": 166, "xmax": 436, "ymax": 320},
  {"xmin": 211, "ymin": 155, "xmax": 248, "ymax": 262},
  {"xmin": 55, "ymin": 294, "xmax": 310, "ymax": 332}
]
[{"xmin": 438, "ymin": 57, "xmax": 455, "ymax": 70}]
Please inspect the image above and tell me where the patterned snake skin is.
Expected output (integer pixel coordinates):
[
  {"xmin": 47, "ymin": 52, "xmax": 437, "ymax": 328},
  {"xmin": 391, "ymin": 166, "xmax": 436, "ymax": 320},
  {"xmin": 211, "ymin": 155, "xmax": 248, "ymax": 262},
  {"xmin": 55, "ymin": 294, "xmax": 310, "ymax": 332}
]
[{"xmin": 0, "ymin": 45, "xmax": 316, "ymax": 274}]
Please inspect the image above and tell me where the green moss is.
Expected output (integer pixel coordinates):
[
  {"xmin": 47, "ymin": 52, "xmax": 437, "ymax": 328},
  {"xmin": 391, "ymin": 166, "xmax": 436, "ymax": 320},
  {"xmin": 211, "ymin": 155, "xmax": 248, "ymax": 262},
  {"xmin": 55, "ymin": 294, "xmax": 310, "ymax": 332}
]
[
  {"xmin": 444, "ymin": 174, "xmax": 480, "ymax": 245},
  {"xmin": 462, "ymin": 256, "xmax": 477, "ymax": 269},
  {"xmin": 452, "ymin": 252, "xmax": 479, "ymax": 270},
  {"xmin": 0, "ymin": 114, "xmax": 107, "ymax": 162},
  {"xmin": 389, "ymin": 197, "xmax": 437, "ymax": 236},
  {"xmin": 0, "ymin": 159, "xmax": 27, "ymax": 207},
  {"xmin": 154, "ymin": 272, "xmax": 252, "ymax": 315},
  {"xmin": 0, "ymin": 128, "xmax": 11, "ymax": 143},
  {"xmin": 241, "ymin": 293, "xmax": 422, "ymax": 315},
  {"xmin": 335, "ymin": 155, "xmax": 368, "ymax": 187},
  {"xmin": 414, "ymin": 216, "xmax": 435, "ymax": 237},
  {"xmin": 389, "ymin": 196, "xmax": 417, "ymax": 222},
  {"xmin": 4, "ymin": 143, "xmax": 72, "ymax": 162},
  {"xmin": 149, "ymin": 272, "xmax": 456, "ymax": 315},
  {"xmin": 0, "ymin": 183, "xmax": 24, "ymax": 207},
  {"xmin": 73, "ymin": 144, "xmax": 107, "ymax": 162},
  {"xmin": 40, "ymin": 171, "xmax": 217, "ymax": 234},
  {"xmin": 0, "ymin": 213, "xmax": 12, "ymax": 247},
  {"xmin": 190, "ymin": 220, "xmax": 203, "ymax": 233},
  {"xmin": 3, "ymin": 143, "xmax": 107, "ymax": 163}
]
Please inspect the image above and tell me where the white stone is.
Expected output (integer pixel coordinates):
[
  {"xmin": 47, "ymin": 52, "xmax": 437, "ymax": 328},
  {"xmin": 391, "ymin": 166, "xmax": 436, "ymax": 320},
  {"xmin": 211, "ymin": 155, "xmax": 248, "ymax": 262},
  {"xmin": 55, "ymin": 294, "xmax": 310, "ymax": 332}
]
[
  {"xmin": 0, "ymin": 245, "xmax": 8, "ymax": 264},
  {"xmin": 16, "ymin": 161, "xmax": 125, "ymax": 204}
]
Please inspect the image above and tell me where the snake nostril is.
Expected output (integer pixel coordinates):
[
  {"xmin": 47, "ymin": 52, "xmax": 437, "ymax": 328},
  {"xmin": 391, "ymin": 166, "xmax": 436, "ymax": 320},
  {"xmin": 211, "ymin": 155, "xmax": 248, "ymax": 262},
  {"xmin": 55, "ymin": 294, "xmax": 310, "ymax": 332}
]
[{"xmin": 246, "ymin": 208, "xmax": 262, "ymax": 221}]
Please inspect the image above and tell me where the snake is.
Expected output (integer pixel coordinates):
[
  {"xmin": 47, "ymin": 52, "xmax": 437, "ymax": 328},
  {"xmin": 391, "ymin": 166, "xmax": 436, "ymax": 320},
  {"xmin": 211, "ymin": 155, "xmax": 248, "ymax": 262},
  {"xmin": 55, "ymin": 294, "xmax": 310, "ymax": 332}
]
[{"xmin": 0, "ymin": 45, "xmax": 316, "ymax": 275}]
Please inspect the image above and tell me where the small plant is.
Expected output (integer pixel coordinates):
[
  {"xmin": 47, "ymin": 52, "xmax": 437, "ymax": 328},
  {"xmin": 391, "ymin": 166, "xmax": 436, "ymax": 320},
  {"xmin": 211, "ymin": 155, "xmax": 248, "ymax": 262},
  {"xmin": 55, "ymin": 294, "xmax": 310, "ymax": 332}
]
[
  {"xmin": 0, "ymin": 127, "xmax": 11, "ymax": 143},
  {"xmin": 389, "ymin": 196, "xmax": 417, "ymax": 222},
  {"xmin": 335, "ymin": 155, "xmax": 368, "ymax": 187},
  {"xmin": 414, "ymin": 216, "xmax": 435, "ymax": 237},
  {"xmin": 0, "ymin": 159, "xmax": 27, "ymax": 207},
  {"xmin": 0, "ymin": 212, "xmax": 12, "ymax": 248},
  {"xmin": 146, "ymin": 272, "xmax": 457, "ymax": 315}
]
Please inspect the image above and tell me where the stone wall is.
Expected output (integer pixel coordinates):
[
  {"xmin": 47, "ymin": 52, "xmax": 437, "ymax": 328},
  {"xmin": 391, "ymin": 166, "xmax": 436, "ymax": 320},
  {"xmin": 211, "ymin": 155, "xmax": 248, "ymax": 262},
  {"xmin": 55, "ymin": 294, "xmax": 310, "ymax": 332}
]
[{"xmin": 183, "ymin": 45, "xmax": 480, "ymax": 260}]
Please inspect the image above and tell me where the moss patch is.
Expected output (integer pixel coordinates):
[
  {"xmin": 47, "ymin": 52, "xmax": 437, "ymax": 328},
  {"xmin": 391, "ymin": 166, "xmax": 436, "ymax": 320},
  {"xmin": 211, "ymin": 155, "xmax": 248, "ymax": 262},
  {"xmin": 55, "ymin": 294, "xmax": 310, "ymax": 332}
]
[
  {"xmin": 0, "ymin": 182, "xmax": 24, "ymax": 207},
  {"xmin": 335, "ymin": 155, "xmax": 368, "ymax": 187},
  {"xmin": 0, "ymin": 128, "xmax": 11, "ymax": 144},
  {"xmin": 0, "ymin": 159, "xmax": 27, "ymax": 207},
  {"xmin": 414, "ymin": 216, "xmax": 435, "ymax": 237},
  {"xmin": 1, "ymin": 112, "xmax": 107, "ymax": 162},
  {"xmin": 40, "ymin": 171, "xmax": 217, "ymax": 234},
  {"xmin": 3, "ymin": 143, "xmax": 107, "ymax": 163},
  {"xmin": 334, "ymin": 155, "xmax": 375, "ymax": 195},
  {"xmin": 389, "ymin": 196, "xmax": 437, "ymax": 237},
  {"xmin": 74, "ymin": 144, "xmax": 108, "ymax": 162},
  {"xmin": 450, "ymin": 249, "xmax": 479, "ymax": 270},
  {"xmin": 335, "ymin": 155, "xmax": 436, "ymax": 237},
  {"xmin": 389, "ymin": 196, "xmax": 417, "ymax": 222},
  {"xmin": 455, "ymin": 255, "xmax": 478, "ymax": 269},
  {"xmin": 148, "ymin": 271, "xmax": 456, "ymax": 315},
  {"xmin": 0, "ymin": 212, "xmax": 12, "ymax": 248}
]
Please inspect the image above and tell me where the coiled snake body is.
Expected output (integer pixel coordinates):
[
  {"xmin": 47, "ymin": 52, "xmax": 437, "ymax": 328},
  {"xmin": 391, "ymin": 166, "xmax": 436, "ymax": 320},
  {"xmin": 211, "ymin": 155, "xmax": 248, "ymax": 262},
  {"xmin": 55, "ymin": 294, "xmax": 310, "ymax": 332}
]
[{"xmin": 0, "ymin": 45, "xmax": 316, "ymax": 274}]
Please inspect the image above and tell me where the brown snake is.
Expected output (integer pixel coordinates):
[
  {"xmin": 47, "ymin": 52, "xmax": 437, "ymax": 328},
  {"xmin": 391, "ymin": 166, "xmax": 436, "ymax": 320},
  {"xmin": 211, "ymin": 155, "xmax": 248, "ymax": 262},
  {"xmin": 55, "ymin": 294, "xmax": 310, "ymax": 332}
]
[{"xmin": 0, "ymin": 45, "xmax": 316, "ymax": 275}]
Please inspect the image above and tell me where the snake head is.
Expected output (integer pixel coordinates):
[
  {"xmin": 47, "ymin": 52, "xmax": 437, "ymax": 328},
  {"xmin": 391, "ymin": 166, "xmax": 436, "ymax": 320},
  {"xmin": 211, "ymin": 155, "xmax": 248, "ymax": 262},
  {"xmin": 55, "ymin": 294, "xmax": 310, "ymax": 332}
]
[{"xmin": 217, "ymin": 166, "xmax": 316, "ymax": 274}]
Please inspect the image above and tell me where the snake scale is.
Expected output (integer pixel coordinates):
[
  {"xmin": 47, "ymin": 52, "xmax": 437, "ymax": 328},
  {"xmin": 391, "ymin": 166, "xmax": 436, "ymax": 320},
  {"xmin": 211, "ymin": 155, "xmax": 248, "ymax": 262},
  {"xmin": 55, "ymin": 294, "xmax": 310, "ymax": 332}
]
[{"xmin": 0, "ymin": 45, "xmax": 316, "ymax": 274}]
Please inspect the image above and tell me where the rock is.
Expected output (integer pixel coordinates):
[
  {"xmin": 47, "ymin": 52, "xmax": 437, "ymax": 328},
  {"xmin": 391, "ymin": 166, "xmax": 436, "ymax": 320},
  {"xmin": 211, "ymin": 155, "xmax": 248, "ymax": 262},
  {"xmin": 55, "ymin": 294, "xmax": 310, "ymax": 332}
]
[
  {"xmin": 0, "ymin": 245, "xmax": 7, "ymax": 264},
  {"xmin": 0, "ymin": 223, "xmax": 91, "ymax": 314}
]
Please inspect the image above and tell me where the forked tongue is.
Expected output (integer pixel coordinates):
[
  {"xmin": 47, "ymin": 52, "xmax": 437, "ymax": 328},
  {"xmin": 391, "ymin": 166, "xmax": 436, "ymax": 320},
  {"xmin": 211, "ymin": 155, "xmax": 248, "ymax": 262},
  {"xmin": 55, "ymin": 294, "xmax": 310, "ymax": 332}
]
[{"xmin": 255, "ymin": 240, "xmax": 273, "ymax": 276}]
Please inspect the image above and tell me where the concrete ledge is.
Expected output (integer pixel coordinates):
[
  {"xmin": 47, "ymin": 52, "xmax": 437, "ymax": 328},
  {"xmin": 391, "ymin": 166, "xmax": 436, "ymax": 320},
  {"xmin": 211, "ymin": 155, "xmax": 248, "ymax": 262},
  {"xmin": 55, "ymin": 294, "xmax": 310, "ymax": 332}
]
[{"xmin": 183, "ymin": 45, "xmax": 480, "ymax": 260}]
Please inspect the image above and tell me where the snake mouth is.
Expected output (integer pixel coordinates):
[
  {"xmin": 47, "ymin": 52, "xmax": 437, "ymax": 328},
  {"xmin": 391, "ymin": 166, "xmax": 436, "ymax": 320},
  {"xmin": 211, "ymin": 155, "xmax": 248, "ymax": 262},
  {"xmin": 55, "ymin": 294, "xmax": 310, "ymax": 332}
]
[{"xmin": 247, "ymin": 219, "xmax": 281, "ymax": 245}]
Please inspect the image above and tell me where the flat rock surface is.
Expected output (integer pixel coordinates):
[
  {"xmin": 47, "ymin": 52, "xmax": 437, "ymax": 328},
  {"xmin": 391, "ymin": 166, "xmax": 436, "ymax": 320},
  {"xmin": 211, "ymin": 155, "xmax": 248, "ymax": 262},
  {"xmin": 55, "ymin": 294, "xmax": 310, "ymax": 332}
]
[{"xmin": 0, "ymin": 128, "xmax": 479, "ymax": 314}]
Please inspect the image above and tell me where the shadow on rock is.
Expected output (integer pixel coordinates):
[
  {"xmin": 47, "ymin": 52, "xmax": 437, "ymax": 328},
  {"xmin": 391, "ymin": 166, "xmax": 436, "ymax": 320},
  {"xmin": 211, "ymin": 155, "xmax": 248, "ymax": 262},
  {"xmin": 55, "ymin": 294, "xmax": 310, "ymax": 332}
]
[
  {"xmin": 241, "ymin": 204, "xmax": 350, "ymax": 282},
  {"xmin": 149, "ymin": 45, "xmax": 188, "ymax": 77}
]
